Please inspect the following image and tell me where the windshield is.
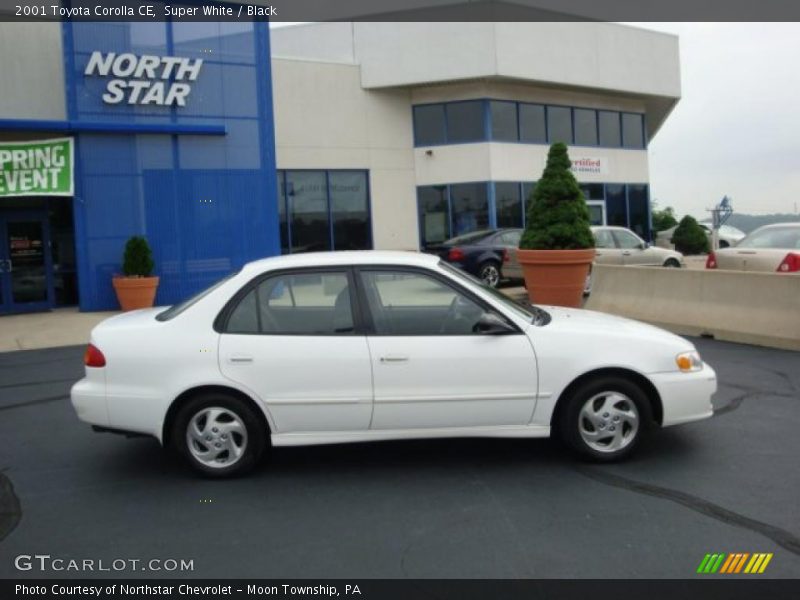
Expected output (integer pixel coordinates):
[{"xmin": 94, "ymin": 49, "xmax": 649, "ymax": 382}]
[
  {"xmin": 438, "ymin": 261, "xmax": 539, "ymax": 323},
  {"xmin": 737, "ymin": 226, "xmax": 800, "ymax": 249},
  {"xmin": 155, "ymin": 270, "xmax": 240, "ymax": 322}
]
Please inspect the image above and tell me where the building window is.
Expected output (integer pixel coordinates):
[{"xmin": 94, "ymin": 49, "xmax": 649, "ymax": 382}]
[
  {"xmin": 627, "ymin": 184, "xmax": 650, "ymax": 240},
  {"xmin": 450, "ymin": 182, "xmax": 489, "ymax": 236},
  {"xmin": 574, "ymin": 108, "xmax": 598, "ymax": 146},
  {"xmin": 494, "ymin": 182, "xmax": 523, "ymax": 228},
  {"xmin": 418, "ymin": 185, "xmax": 450, "ymax": 247},
  {"xmin": 413, "ymin": 104, "xmax": 446, "ymax": 146},
  {"xmin": 286, "ymin": 171, "xmax": 330, "ymax": 253},
  {"xmin": 445, "ymin": 101, "xmax": 485, "ymax": 143},
  {"xmin": 522, "ymin": 182, "xmax": 537, "ymax": 217},
  {"xmin": 490, "ymin": 100, "xmax": 518, "ymax": 142},
  {"xmin": 598, "ymin": 110, "xmax": 621, "ymax": 147},
  {"xmin": 519, "ymin": 104, "xmax": 547, "ymax": 143},
  {"xmin": 622, "ymin": 113, "xmax": 645, "ymax": 149},
  {"xmin": 279, "ymin": 170, "xmax": 372, "ymax": 253},
  {"xmin": 413, "ymin": 99, "xmax": 645, "ymax": 149},
  {"xmin": 605, "ymin": 184, "xmax": 627, "ymax": 227},
  {"xmin": 329, "ymin": 171, "xmax": 371, "ymax": 251},
  {"xmin": 546, "ymin": 105, "xmax": 573, "ymax": 145}
]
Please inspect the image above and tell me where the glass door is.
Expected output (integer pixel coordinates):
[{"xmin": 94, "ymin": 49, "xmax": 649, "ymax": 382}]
[{"xmin": 0, "ymin": 212, "xmax": 53, "ymax": 314}]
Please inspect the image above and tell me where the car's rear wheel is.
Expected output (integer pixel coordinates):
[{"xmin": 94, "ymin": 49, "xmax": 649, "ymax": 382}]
[
  {"xmin": 173, "ymin": 392, "xmax": 267, "ymax": 477},
  {"xmin": 478, "ymin": 261, "xmax": 501, "ymax": 288},
  {"xmin": 558, "ymin": 377, "xmax": 652, "ymax": 462},
  {"xmin": 664, "ymin": 258, "xmax": 681, "ymax": 268}
]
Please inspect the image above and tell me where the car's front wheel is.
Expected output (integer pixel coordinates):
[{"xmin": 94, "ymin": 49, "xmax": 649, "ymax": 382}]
[
  {"xmin": 558, "ymin": 377, "xmax": 652, "ymax": 462},
  {"xmin": 173, "ymin": 392, "xmax": 267, "ymax": 477},
  {"xmin": 663, "ymin": 258, "xmax": 681, "ymax": 268},
  {"xmin": 478, "ymin": 261, "xmax": 501, "ymax": 288}
]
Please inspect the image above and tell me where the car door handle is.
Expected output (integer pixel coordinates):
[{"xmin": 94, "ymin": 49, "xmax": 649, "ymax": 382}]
[
  {"xmin": 228, "ymin": 355, "xmax": 254, "ymax": 364},
  {"xmin": 622, "ymin": 251, "xmax": 631, "ymax": 256},
  {"xmin": 380, "ymin": 355, "xmax": 409, "ymax": 364}
]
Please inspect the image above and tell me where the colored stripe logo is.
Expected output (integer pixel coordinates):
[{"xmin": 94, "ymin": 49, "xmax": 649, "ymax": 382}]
[{"xmin": 697, "ymin": 553, "xmax": 773, "ymax": 574}]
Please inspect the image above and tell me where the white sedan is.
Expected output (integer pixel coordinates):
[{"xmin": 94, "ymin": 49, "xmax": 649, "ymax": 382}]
[{"xmin": 72, "ymin": 251, "xmax": 716, "ymax": 477}]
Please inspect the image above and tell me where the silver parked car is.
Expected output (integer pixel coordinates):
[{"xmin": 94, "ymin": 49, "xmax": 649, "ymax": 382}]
[
  {"xmin": 593, "ymin": 226, "xmax": 684, "ymax": 267},
  {"xmin": 707, "ymin": 223, "xmax": 800, "ymax": 272}
]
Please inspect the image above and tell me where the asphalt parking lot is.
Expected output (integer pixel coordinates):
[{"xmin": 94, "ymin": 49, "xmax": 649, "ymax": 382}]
[{"xmin": 0, "ymin": 338, "xmax": 798, "ymax": 579}]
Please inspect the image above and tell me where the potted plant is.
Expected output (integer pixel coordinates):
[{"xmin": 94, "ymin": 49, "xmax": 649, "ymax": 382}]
[
  {"xmin": 518, "ymin": 143, "xmax": 596, "ymax": 307},
  {"xmin": 112, "ymin": 236, "xmax": 159, "ymax": 311}
]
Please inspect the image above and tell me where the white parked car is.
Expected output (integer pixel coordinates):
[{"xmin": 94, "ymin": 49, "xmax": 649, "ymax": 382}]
[
  {"xmin": 593, "ymin": 226, "xmax": 684, "ymax": 267},
  {"xmin": 707, "ymin": 222, "xmax": 800, "ymax": 272},
  {"xmin": 72, "ymin": 251, "xmax": 716, "ymax": 477}
]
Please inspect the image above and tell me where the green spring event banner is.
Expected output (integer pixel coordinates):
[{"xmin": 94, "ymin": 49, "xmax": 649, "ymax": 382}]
[{"xmin": 0, "ymin": 138, "xmax": 74, "ymax": 197}]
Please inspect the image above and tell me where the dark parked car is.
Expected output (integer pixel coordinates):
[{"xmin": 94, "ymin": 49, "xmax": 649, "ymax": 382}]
[{"xmin": 425, "ymin": 229, "xmax": 523, "ymax": 287}]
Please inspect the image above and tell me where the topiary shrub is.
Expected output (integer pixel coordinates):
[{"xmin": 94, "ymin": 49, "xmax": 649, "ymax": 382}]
[
  {"xmin": 519, "ymin": 143, "xmax": 595, "ymax": 250},
  {"xmin": 122, "ymin": 236, "xmax": 155, "ymax": 277},
  {"xmin": 671, "ymin": 216, "xmax": 710, "ymax": 255}
]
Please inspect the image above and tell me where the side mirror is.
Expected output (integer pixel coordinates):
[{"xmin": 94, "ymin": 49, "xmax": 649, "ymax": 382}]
[{"xmin": 473, "ymin": 312, "xmax": 516, "ymax": 335}]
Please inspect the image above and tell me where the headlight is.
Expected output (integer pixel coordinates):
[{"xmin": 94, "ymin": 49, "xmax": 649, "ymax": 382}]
[{"xmin": 675, "ymin": 351, "xmax": 703, "ymax": 372}]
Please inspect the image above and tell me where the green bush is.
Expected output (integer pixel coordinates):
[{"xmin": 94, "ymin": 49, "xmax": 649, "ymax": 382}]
[
  {"xmin": 671, "ymin": 216, "xmax": 709, "ymax": 255},
  {"xmin": 122, "ymin": 236, "xmax": 155, "ymax": 277},
  {"xmin": 519, "ymin": 143, "xmax": 595, "ymax": 250}
]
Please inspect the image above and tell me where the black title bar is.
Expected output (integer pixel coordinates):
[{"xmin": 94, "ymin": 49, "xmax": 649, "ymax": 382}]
[{"xmin": 3, "ymin": 0, "xmax": 800, "ymax": 22}]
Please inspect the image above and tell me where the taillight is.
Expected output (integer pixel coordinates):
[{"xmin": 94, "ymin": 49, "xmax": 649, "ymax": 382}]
[
  {"xmin": 705, "ymin": 252, "xmax": 717, "ymax": 269},
  {"xmin": 777, "ymin": 252, "xmax": 800, "ymax": 273},
  {"xmin": 448, "ymin": 247, "xmax": 465, "ymax": 262},
  {"xmin": 503, "ymin": 248, "xmax": 510, "ymax": 263},
  {"xmin": 84, "ymin": 344, "xmax": 106, "ymax": 368}
]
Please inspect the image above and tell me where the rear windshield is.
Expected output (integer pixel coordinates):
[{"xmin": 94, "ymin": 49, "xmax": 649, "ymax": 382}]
[
  {"xmin": 445, "ymin": 230, "xmax": 496, "ymax": 245},
  {"xmin": 737, "ymin": 226, "xmax": 800, "ymax": 249},
  {"xmin": 155, "ymin": 270, "xmax": 240, "ymax": 322}
]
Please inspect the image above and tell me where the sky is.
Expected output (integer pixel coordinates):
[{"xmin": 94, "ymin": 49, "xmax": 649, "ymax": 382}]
[
  {"xmin": 628, "ymin": 22, "xmax": 800, "ymax": 218},
  {"xmin": 271, "ymin": 22, "xmax": 800, "ymax": 219}
]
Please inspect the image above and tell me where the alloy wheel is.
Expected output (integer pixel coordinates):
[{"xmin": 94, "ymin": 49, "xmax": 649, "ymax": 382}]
[
  {"xmin": 578, "ymin": 391, "xmax": 640, "ymax": 453},
  {"xmin": 186, "ymin": 407, "xmax": 248, "ymax": 469}
]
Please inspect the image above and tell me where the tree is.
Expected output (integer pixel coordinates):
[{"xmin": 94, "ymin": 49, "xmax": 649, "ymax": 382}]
[
  {"xmin": 519, "ymin": 143, "xmax": 595, "ymax": 250},
  {"xmin": 652, "ymin": 205, "xmax": 678, "ymax": 232},
  {"xmin": 671, "ymin": 216, "xmax": 709, "ymax": 255},
  {"xmin": 122, "ymin": 236, "xmax": 155, "ymax": 277}
]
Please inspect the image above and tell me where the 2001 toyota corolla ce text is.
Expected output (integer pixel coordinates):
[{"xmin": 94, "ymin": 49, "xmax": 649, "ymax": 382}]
[{"xmin": 71, "ymin": 251, "xmax": 717, "ymax": 477}]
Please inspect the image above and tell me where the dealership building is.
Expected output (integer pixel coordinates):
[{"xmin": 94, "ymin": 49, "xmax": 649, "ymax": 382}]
[{"xmin": 0, "ymin": 20, "xmax": 680, "ymax": 314}]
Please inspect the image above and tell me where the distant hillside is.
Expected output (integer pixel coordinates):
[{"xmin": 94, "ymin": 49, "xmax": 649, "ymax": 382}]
[{"xmin": 724, "ymin": 213, "xmax": 800, "ymax": 233}]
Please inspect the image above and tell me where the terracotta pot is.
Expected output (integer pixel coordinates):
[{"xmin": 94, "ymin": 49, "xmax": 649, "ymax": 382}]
[
  {"xmin": 517, "ymin": 248, "xmax": 595, "ymax": 308},
  {"xmin": 112, "ymin": 276, "xmax": 160, "ymax": 311}
]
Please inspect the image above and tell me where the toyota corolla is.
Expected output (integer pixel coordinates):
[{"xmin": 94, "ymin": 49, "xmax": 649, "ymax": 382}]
[{"xmin": 71, "ymin": 251, "xmax": 716, "ymax": 477}]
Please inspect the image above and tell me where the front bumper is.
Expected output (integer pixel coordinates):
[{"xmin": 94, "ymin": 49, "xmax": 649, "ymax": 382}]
[{"xmin": 650, "ymin": 363, "xmax": 717, "ymax": 427}]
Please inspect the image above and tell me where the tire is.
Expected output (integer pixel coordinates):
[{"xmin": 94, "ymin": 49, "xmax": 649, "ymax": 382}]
[
  {"xmin": 478, "ymin": 261, "xmax": 501, "ymax": 288},
  {"xmin": 663, "ymin": 258, "xmax": 681, "ymax": 268},
  {"xmin": 172, "ymin": 392, "xmax": 267, "ymax": 478},
  {"xmin": 558, "ymin": 376, "xmax": 652, "ymax": 462}
]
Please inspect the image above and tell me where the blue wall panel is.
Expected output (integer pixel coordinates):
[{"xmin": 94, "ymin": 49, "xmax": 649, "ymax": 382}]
[{"xmin": 63, "ymin": 20, "xmax": 279, "ymax": 311}]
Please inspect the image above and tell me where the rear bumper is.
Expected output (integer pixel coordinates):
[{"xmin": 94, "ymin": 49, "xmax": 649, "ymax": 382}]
[
  {"xmin": 71, "ymin": 377, "xmax": 110, "ymax": 428},
  {"xmin": 649, "ymin": 364, "xmax": 717, "ymax": 427}
]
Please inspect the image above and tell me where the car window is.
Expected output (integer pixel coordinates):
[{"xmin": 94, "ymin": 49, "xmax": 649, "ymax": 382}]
[
  {"xmin": 224, "ymin": 271, "xmax": 354, "ymax": 335},
  {"xmin": 613, "ymin": 229, "xmax": 643, "ymax": 249},
  {"xmin": 593, "ymin": 229, "xmax": 616, "ymax": 249},
  {"xmin": 499, "ymin": 230, "xmax": 522, "ymax": 246},
  {"xmin": 360, "ymin": 270, "xmax": 486, "ymax": 335},
  {"xmin": 446, "ymin": 230, "xmax": 495, "ymax": 245},
  {"xmin": 737, "ymin": 227, "xmax": 800, "ymax": 249}
]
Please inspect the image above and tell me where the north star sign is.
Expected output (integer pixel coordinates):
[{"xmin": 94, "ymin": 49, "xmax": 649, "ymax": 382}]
[{"xmin": 84, "ymin": 51, "xmax": 203, "ymax": 106}]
